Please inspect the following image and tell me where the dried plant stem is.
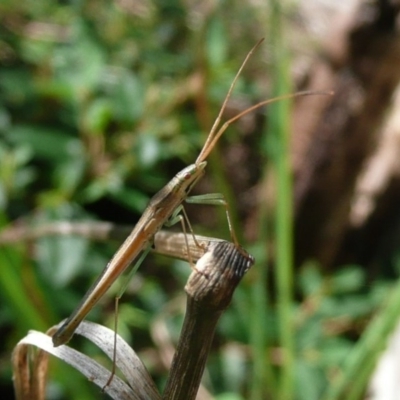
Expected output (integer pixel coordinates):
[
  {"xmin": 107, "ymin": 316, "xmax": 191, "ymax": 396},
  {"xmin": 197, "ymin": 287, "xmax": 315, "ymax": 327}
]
[{"xmin": 162, "ymin": 241, "xmax": 254, "ymax": 400}]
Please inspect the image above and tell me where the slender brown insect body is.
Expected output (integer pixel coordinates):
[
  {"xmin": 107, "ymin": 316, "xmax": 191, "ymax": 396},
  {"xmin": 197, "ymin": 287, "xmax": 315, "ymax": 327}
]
[
  {"xmin": 52, "ymin": 37, "xmax": 332, "ymax": 348},
  {"xmin": 52, "ymin": 162, "xmax": 206, "ymax": 346}
]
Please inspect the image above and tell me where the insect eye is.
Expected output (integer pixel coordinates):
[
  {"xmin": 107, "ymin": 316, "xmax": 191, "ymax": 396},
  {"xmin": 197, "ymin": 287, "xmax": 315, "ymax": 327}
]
[{"xmin": 184, "ymin": 172, "xmax": 192, "ymax": 180}]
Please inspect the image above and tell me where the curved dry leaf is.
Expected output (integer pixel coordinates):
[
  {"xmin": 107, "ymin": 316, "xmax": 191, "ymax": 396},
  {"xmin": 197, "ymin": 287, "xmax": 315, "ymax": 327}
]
[
  {"xmin": 75, "ymin": 321, "xmax": 160, "ymax": 398},
  {"xmin": 12, "ymin": 321, "xmax": 161, "ymax": 400}
]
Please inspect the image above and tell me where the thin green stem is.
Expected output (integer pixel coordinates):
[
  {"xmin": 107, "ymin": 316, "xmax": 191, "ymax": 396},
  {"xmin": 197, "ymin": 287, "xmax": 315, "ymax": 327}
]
[{"xmin": 268, "ymin": 1, "xmax": 294, "ymax": 399}]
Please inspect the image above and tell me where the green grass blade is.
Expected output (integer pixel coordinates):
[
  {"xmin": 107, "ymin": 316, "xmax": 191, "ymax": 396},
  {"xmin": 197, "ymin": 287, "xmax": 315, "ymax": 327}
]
[{"xmin": 268, "ymin": 1, "xmax": 295, "ymax": 399}]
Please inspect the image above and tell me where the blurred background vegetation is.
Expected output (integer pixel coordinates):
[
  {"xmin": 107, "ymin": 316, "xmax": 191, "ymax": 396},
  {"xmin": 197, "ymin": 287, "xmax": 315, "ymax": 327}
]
[{"xmin": 2, "ymin": 0, "xmax": 400, "ymax": 399}]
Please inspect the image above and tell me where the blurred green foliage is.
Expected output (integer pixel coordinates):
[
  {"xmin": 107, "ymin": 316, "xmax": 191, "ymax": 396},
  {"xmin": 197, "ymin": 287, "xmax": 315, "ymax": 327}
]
[{"xmin": 1, "ymin": 1, "xmax": 400, "ymax": 400}]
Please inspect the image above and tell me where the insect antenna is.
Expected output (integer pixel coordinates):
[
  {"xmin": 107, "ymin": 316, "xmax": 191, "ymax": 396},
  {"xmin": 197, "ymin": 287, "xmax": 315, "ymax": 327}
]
[
  {"xmin": 196, "ymin": 38, "xmax": 265, "ymax": 164},
  {"xmin": 196, "ymin": 90, "xmax": 334, "ymax": 163},
  {"xmin": 195, "ymin": 37, "xmax": 333, "ymax": 164}
]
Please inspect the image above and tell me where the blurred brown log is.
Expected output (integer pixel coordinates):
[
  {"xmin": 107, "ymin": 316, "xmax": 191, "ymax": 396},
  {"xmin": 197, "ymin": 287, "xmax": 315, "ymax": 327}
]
[{"xmin": 291, "ymin": 0, "xmax": 400, "ymax": 268}]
